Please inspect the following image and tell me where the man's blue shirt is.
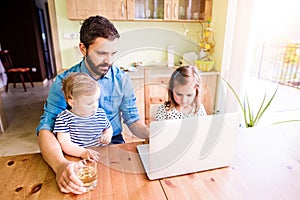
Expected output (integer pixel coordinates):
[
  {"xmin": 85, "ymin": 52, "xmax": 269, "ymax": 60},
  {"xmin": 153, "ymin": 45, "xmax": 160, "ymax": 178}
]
[{"xmin": 36, "ymin": 60, "xmax": 140, "ymax": 136}]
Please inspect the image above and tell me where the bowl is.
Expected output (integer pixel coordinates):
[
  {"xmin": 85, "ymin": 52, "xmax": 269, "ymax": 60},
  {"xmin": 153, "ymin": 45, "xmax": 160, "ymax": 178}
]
[{"xmin": 195, "ymin": 60, "xmax": 215, "ymax": 72}]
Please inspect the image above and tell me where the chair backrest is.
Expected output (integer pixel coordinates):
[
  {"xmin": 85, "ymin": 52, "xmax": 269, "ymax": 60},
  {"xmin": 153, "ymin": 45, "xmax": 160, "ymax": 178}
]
[
  {"xmin": 144, "ymin": 68, "xmax": 171, "ymax": 126},
  {"xmin": 0, "ymin": 50, "xmax": 14, "ymax": 71},
  {"xmin": 199, "ymin": 79, "xmax": 213, "ymax": 114}
]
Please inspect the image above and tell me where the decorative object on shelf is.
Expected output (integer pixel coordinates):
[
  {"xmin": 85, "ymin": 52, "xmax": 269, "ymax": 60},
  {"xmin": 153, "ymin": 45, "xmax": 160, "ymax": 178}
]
[
  {"xmin": 222, "ymin": 77, "xmax": 278, "ymax": 128},
  {"xmin": 197, "ymin": 21, "xmax": 215, "ymax": 72},
  {"xmin": 199, "ymin": 21, "xmax": 215, "ymax": 61},
  {"xmin": 195, "ymin": 60, "xmax": 215, "ymax": 72},
  {"xmin": 120, "ymin": 61, "xmax": 142, "ymax": 72}
]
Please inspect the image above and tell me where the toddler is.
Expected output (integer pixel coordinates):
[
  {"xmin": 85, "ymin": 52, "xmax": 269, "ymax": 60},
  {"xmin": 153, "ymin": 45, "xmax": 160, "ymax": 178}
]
[{"xmin": 53, "ymin": 72, "xmax": 113, "ymax": 161}]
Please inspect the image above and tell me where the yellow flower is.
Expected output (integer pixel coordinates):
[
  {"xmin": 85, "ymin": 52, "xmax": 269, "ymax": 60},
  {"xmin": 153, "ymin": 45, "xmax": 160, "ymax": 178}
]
[
  {"xmin": 205, "ymin": 43, "xmax": 211, "ymax": 50},
  {"xmin": 204, "ymin": 31, "xmax": 210, "ymax": 37},
  {"xmin": 199, "ymin": 42, "xmax": 205, "ymax": 48}
]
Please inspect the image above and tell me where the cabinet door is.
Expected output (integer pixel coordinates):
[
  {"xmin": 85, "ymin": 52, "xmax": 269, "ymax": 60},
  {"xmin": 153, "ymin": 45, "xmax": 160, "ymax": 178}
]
[
  {"xmin": 164, "ymin": 0, "xmax": 178, "ymax": 20},
  {"xmin": 134, "ymin": 0, "xmax": 164, "ymax": 20},
  {"xmin": 127, "ymin": 0, "xmax": 135, "ymax": 20},
  {"xmin": 135, "ymin": 0, "xmax": 212, "ymax": 21},
  {"xmin": 66, "ymin": 0, "xmax": 110, "ymax": 20},
  {"xmin": 66, "ymin": 0, "xmax": 129, "ymax": 20},
  {"xmin": 76, "ymin": 0, "xmax": 104, "ymax": 20},
  {"xmin": 178, "ymin": 0, "xmax": 212, "ymax": 21},
  {"xmin": 111, "ymin": 0, "xmax": 128, "ymax": 20},
  {"xmin": 66, "ymin": 0, "xmax": 77, "ymax": 19},
  {"xmin": 66, "ymin": 0, "xmax": 212, "ymax": 21}
]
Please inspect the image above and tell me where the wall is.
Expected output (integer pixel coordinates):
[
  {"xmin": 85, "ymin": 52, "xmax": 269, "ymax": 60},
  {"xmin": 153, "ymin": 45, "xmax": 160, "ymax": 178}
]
[
  {"xmin": 53, "ymin": 0, "xmax": 227, "ymax": 71},
  {"xmin": 210, "ymin": 0, "xmax": 228, "ymax": 71}
]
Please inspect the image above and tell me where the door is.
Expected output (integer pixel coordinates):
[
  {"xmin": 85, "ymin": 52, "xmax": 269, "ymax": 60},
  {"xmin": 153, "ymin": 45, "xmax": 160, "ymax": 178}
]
[{"xmin": 37, "ymin": 5, "xmax": 56, "ymax": 79}]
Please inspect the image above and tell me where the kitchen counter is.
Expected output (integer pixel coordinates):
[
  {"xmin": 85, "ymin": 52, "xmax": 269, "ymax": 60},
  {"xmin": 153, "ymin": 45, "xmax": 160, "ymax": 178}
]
[{"xmin": 126, "ymin": 65, "xmax": 220, "ymax": 79}]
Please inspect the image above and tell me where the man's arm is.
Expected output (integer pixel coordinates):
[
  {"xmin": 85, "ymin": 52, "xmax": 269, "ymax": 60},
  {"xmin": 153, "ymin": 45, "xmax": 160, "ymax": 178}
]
[
  {"xmin": 119, "ymin": 72, "xmax": 149, "ymax": 139},
  {"xmin": 38, "ymin": 130, "xmax": 86, "ymax": 194},
  {"xmin": 38, "ymin": 130, "xmax": 67, "ymax": 172},
  {"xmin": 128, "ymin": 119, "xmax": 149, "ymax": 139}
]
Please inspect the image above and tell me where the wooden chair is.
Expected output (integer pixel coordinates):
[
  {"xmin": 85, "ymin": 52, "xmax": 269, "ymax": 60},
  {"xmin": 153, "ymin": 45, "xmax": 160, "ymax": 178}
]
[
  {"xmin": 199, "ymin": 80, "xmax": 213, "ymax": 115},
  {"xmin": 143, "ymin": 68, "xmax": 213, "ymax": 126},
  {"xmin": 0, "ymin": 50, "xmax": 34, "ymax": 92},
  {"xmin": 144, "ymin": 68, "xmax": 170, "ymax": 126}
]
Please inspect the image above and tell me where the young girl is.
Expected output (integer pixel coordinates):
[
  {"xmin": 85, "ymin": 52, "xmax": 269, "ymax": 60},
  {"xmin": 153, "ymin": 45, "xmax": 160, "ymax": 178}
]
[
  {"xmin": 155, "ymin": 65, "xmax": 207, "ymax": 120},
  {"xmin": 53, "ymin": 72, "xmax": 113, "ymax": 161}
]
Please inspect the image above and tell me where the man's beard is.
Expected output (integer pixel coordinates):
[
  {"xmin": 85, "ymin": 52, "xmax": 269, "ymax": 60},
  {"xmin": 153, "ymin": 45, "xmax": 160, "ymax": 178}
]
[{"xmin": 86, "ymin": 56, "xmax": 111, "ymax": 78}]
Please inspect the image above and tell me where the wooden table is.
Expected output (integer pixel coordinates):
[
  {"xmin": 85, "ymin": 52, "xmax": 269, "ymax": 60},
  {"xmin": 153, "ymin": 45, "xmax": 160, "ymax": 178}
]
[{"xmin": 1, "ymin": 123, "xmax": 300, "ymax": 199}]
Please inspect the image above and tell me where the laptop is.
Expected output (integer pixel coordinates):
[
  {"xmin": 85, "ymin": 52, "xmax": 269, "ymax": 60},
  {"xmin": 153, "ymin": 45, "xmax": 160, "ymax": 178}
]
[{"xmin": 137, "ymin": 112, "xmax": 241, "ymax": 180}]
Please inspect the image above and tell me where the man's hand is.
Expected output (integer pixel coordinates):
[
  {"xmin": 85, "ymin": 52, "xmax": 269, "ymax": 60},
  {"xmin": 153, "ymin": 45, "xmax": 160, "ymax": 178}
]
[
  {"xmin": 55, "ymin": 161, "xmax": 87, "ymax": 194},
  {"xmin": 38, "ymin": 131, "xmax": 86, "ymax": 194}
]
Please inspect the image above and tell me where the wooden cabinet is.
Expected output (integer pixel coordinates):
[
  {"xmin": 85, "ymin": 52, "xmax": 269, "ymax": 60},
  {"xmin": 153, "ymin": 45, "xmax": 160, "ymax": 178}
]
[
  {"xmin": 66, "ymin": 0, "xmax": 131, "ymax": 20},
  {"xmin": 66, "ymin": 0, "xmax": 212, "ymax": 22}
]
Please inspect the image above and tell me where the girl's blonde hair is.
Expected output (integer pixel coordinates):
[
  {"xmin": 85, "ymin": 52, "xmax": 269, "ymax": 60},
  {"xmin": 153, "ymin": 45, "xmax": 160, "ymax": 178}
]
[
  {"xmin": 166, "ymin": 65, "xmax": 203, "ymax": 114},
  {"xmin": 62, "ymin": 72, "xmax": 99, "ymax": 100}
]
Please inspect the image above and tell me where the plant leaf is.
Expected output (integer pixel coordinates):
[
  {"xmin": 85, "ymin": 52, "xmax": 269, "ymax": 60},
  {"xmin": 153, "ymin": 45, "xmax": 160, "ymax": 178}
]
[
  {"xmin": 222, "ymin": 76, "xmax": 279, "ymax": 128},
  {"xmin": 245, "ymin": 94, "xmax": 253, "ymax": 127},
  {"xmin": 243, "ymin": 98, "xmax": 248, "ymax": 127},
  {"xmin": 253, "ymin": 92, "xmax": 267, "ymax": 126},
  {"xmin": 273, "ymin": 119, "xmax": 300, "ymax": 125},
  {"xmin": 255, "ymin": 86, "xmax": 279, "ymax": 125},
  {"xmin": 222, "ymin": 78, "xmax": 245, "ymax": 112},
  {"xmin": 222, "ymin": 77, "xmax": 249, "ymax": 127}
]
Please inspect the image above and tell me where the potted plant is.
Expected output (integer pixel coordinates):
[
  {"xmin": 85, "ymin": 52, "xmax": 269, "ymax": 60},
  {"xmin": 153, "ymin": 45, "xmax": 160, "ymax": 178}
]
[{"xmin": 222, "ymin": 77, "xmax": 278, "ymax": 128}]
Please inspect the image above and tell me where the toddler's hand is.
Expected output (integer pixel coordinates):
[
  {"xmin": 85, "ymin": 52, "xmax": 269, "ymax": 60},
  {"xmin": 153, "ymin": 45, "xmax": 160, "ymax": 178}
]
[
  {"xmin": 99, "ymin": 132, "xmax": 112, "ymax": 145},
  {"xmin": 80, "ymin": 149, "xmax": 100, "ymax": 162}
]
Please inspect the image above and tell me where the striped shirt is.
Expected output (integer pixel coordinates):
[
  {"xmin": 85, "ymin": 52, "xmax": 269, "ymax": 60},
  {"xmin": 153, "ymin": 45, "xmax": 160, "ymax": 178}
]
[{"xmin": 53, "ymin": 108, "xmax": 111, "ymax": 147}]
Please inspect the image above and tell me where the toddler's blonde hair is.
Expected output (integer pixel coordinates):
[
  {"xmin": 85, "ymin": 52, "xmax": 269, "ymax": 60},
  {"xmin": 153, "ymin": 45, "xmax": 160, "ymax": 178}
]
[{"xmin": 62, "ymin": 72, "xmax": 99, "ymax": 101}]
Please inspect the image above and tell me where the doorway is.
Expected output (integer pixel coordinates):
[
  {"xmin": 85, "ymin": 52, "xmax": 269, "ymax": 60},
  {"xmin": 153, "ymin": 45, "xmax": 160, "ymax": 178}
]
[{"xmin": 36, "ymin": 2, "xmax": 56, "ymax": 79}]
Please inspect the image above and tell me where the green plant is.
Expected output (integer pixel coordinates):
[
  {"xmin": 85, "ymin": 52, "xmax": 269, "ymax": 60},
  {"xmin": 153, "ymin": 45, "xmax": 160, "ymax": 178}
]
[
  {"xmin": 273, "ymin": 120, "xmax": 300, "ymax": 125},
  {"xmin": 222, "ymin": 77, "xmax": 278, "ymax": 128}
]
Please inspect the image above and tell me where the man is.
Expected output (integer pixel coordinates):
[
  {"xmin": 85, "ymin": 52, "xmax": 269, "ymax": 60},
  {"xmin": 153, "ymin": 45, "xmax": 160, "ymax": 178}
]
[{"xmin": 37, "ymin": 15, "xmax": 149, "ymax": 194}]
